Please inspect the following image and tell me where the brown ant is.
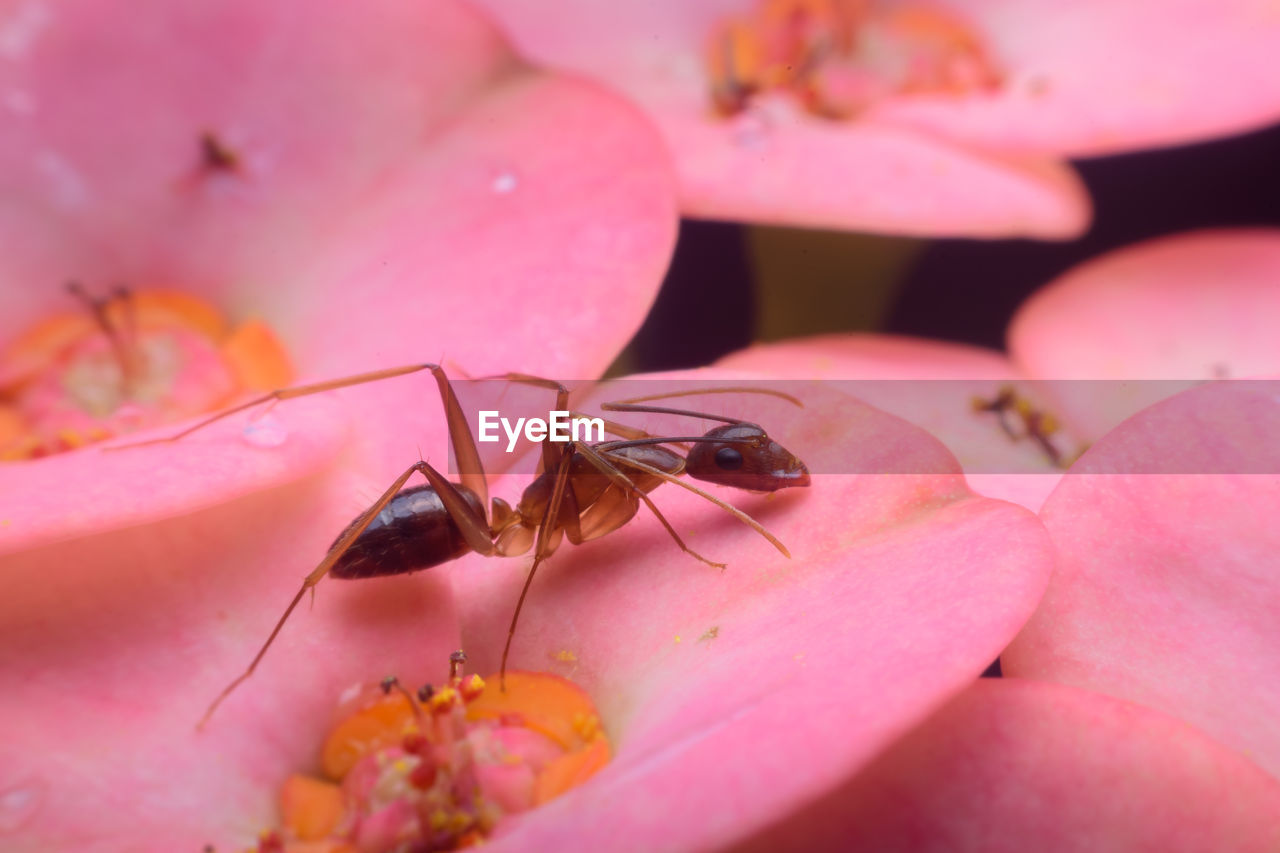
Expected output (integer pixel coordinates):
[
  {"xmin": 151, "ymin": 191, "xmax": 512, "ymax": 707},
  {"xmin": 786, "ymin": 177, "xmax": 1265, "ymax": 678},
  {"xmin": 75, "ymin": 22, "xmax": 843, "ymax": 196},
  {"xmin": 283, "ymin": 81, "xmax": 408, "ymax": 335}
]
[{"xmin": 119, "ymin": 364, "xmax": 810, "ymax": 726}]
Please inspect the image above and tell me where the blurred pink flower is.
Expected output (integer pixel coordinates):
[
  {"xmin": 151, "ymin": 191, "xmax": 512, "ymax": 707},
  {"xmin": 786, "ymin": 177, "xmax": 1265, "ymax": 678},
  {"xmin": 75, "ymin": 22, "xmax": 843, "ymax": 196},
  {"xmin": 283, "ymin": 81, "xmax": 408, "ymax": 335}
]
[
  {"xmin": 0, "ymin": 0, "xmax": 696, "ymax": 846},
  {"xmin": 718, "ymin": 228, "xmax": 1280, "ymax": 508},
  {"xmin": 473, "ymin": 0, "xmax": 1280, "ymax": 236},
  {"xmin": 1004, "ymin": 380, "xmax": 1280, "ymax": 780},
  {"xmin": 703, "ymin": 230, "xmax": 1280, "ymax": 844},
  {"xmin": 0, "ymin": 0, "xmax": 678, "ymax": 552}
]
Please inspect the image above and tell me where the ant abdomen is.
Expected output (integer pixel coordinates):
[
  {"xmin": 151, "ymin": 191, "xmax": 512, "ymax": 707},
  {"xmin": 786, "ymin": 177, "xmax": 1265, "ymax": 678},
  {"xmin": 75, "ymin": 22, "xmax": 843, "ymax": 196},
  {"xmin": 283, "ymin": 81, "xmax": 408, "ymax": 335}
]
[{"xmin": 331, "ymin": 485, "xmax": 486, "ymax": 579}]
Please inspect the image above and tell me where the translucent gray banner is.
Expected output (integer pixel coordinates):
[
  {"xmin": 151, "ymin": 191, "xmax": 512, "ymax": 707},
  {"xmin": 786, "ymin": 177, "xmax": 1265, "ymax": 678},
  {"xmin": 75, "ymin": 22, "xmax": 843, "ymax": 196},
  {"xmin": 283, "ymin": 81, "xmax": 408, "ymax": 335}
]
[{"xmin": 440, "ymin": 378, "xmax": 1280, "ymax": 476}]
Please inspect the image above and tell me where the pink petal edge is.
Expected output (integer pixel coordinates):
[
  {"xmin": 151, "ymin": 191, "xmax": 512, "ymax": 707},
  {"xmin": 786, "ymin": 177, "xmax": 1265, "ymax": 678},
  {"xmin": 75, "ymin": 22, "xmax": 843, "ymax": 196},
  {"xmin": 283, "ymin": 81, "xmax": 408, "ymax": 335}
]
[
  {"xmin": 737, "ymin": 679, "xmax": 1280, "ymax": 852},
  {"xmin": 1005, "ymin": 381, "xmax": 1280, "ymax": 779}
]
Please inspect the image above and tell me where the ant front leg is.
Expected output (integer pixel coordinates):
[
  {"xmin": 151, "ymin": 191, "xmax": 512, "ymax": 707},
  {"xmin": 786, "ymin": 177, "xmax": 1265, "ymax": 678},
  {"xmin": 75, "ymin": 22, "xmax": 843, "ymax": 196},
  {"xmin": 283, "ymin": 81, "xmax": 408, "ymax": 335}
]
[
  {"xmin": 574, "ymin": 442, "xmax": 726, "ymax": 569},
  {"xmin": 471, "ymin": 372, "xmax": 574, "ymax": 475},
  {"xmin": 500, "ymin": 442, "xmax": 577, "ymax": 685}
]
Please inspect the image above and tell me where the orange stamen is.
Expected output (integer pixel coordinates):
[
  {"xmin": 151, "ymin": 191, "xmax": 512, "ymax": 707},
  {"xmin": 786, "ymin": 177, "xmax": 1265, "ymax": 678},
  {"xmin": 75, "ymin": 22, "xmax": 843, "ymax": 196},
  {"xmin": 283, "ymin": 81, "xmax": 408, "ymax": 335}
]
[
  {"xmin": 320, "ymin": 694, "xmax": 417, "ymax": 780},
  {"xmin": 221, "ymin": 319, "xmax": 295, "ymax": 391},
  {"xmin": 533, "ymin": 736, "xmax": 611, "ymax": 805},
  {"xmin": 279, "ymin": 774, "xmax": 346, "ymax": 841},
  {"xmin": 465, "ymin": 671, "xmax": 605, "ymax": 752}
]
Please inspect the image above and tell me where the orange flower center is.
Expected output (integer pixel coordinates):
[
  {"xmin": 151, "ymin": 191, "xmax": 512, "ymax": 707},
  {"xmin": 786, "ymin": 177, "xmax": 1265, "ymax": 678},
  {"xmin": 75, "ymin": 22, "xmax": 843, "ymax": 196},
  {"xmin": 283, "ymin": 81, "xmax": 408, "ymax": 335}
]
[
  {"xmin": 707, "ymin": 0, "xmax": 1003, "ymax": 119},
  {"xmin": 0, "ymin": 288, "xmax": 293, "ymax": 460},
  {"xmin": 255, "ymin": 664, "xmax": 610, "ymax": 852}
]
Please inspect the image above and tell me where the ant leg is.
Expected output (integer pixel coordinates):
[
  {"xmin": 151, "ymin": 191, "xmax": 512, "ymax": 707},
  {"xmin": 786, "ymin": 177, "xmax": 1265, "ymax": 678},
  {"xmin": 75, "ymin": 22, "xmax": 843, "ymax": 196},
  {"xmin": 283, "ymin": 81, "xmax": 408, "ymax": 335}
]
[
  {"xmin": 607, "ymin": 454, "xmax": 791, "ymax": 558},
  {"xmin": 110, "ymin": 362, "xmax": 490, "ymax": 519},
  {"xmin": 500, "ymin": 443, "xmax": 575, "ymax": 686},
  {"xmin": 574, "ymin": 442, "xmax": 725, "ymax": 569},
  {"xmin": 474, "ymin": 373, "xmax": 572, "ymax": 475},
  {"xmin": 198, "ymin": 457, "xmax": 493, "ymax": 729}
]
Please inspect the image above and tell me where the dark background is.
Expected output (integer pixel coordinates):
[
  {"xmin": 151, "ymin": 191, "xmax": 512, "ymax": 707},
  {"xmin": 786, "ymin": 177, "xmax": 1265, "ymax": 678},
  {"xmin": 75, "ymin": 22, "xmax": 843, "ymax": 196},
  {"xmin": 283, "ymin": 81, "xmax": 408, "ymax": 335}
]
[{"xmin": 618, "ymin": 120, "xmax": 1280, "ymax": 374}]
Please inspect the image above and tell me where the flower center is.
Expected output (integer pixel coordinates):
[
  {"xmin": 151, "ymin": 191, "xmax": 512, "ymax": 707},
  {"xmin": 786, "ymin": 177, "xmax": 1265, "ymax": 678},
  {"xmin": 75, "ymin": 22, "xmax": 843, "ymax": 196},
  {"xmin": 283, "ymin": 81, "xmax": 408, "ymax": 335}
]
[
  {"xmin": 707, "ymin": 0, "xmax": 1003, "ymax": 119},
  {"xmin": 253, "ymin": 654, "xmax": 610, "ymax": 852},
  {"xmin": 0, "ymin": 287, "xmax": 293, "ymax": 460}
]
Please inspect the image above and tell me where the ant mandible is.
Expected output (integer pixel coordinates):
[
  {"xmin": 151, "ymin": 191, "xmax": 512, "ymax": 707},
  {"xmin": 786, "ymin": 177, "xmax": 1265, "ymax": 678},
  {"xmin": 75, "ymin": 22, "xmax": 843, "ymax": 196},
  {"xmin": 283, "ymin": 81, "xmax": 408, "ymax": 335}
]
[{"xmin": 121, "ymin": 363, "xmax": 810, "ymax": 727}]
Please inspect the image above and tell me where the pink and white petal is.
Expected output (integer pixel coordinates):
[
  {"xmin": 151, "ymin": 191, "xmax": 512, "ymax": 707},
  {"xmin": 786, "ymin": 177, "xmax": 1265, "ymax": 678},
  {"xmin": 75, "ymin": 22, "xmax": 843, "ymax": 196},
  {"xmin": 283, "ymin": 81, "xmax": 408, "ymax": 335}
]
[
  {"xmin": 281, "ymin": 72, "xmax": 676, "ymax": 383},
  {"xmin": 1009, "ymin": 229, "xmax": 1280, "ymax": 440},
  {"xmin": 253, "ymin": 69, "xmax": 677, "ymax": 482},
  {"xmin": 736, "ymin": 680, "xmax": 1280, "ymax": 852},
  {"xmin": 0, "ymin": 395, "xmax": 350, "ymax": 556},
  {"xmin": 0, "ymin": 462, "xmax": 462, "ymax": 850},
  {"xmin": 717, "ymin": 334, "xmax": 1017, "ymax": 381},
  {"xmin": 1004, "ymin": 381, "xmax": 1280, "ymax": 778},
  {"xmin": 453, "ymin": 377, "xmax": 1054, "ymax": 851},
  {"xmin": 868, "ymin": 0, "xmax": 1280, "ymax": 157},
  {"xmin": 716, "ymin": 335, "xmax": 1067, "ymax": 509},
  {"xmin": 668, "ymin": 112, "xmax": 1087, "ymax": 236},
  {"xmin": 475, "ymin": 0, "xmax": 1089, "ymax": 236},
  {"xmin": 0, "ymin": 3, "xmax": 676, "ymax": 551},
  {"xmin": 0, "ymin": 0, "xmax": 510, "ymax": 331}
]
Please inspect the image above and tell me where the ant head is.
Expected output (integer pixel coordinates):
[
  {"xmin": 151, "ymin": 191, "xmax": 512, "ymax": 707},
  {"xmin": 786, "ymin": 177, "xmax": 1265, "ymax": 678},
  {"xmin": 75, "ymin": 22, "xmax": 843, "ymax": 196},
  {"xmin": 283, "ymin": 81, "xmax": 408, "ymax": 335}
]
[{"xmin": 684, "ymin": 423, "xmax": 810, "ymax": 492}]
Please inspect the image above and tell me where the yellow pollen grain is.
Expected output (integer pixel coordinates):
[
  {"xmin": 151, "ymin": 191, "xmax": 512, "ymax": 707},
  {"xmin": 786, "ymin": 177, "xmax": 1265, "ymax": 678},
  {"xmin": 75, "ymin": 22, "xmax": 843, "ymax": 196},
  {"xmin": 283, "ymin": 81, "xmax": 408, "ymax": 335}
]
[
  {"xmin": 674, "ymin": 635, "xmax": 682, "ymax": 644},
  {"xmin": 430, "ymin": 686, "xmax": 459, "ymax": 712},
  {"xmin": 553, "ymin": 650, "xmax": 577, "ymax": 664},
  {"xmin": 429, "ymin": 810, "xmax": 449, "ymax": 831},
  {"xmin": 392, "ymin": 758, "xmax": 410, "ymax": 774},
  {"xmin": 572, "ymin": 713, "xmax": 600, "ymax": 742},
  {"xmin": 461, "ymin": 674, "xmax": 485, "ymax": 699}
]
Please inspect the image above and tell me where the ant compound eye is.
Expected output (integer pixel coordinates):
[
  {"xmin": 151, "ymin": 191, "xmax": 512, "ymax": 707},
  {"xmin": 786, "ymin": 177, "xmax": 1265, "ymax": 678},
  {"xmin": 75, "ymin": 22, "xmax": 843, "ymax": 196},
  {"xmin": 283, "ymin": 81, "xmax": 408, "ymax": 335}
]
[{"xmin": 714, "ymin": 446, "xmax": 744, "ymax": 470}]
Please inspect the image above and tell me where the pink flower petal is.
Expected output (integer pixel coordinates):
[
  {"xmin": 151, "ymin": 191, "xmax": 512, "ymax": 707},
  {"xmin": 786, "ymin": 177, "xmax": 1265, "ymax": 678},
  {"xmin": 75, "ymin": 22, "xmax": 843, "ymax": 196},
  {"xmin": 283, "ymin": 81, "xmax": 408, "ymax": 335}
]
[
  {"xmin": 474, "ymin": 1, "xmax": 1089, "ymax": 236},
  {"xmin": 1004, "ymin": 381, "xmax": 1280, "ymax": 778},
  {"xmin": 868, "ymin": 1, "xmax": 1280, "ymax": 157},
  {"xmin": 0, "ymin": 0, "xmax": 511, "ymax": 315},
  {"xmin": 665, "ymin": 116, "xmax": 1088, "ymax": 236},
  {"xmin": 0, "ymin": 0, "xmax": 677, "ymax": 552},
  {"xmin": 1009, "ymin": 229, "xmax": 1280, "ymax": 440},
  {"xmin": 449, "ymin": 376, "xmax": 1054, "ymax": 851},
  {"xmin": 0, "ymin": 463, "xmax": 462, "ymax": 848},
  {"xmin": 737, "ymin": 679, "xmax": 1280, "ymax": 851},
  {"xmin": 716, "ymin": 335, "xmax": 1066, "ymax": 508},
  {"xmin": 0, "ymin": 395, "xmax": 349, "ymax": 555},
  {"xmin": 1, "ymin": 370, "xmax": 1054, "ymax": 848}
]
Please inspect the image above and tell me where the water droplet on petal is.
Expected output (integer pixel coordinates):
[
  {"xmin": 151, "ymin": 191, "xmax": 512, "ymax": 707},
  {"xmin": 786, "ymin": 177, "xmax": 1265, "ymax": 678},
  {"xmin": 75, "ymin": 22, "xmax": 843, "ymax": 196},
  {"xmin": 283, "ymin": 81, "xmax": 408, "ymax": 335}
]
[
  {"xmin": 0, "ymin": 780, "xmax": 44, "ymax": 832},
  {"xmin": 491, "ymin": 171, "xmax": 518, "ymax": 194},
  {"xmin": 730, "ymin": 112, "xmax": 771, "ymax": 151},
  {"xmin": 241, "ymin": 413, "xmax": 288, "ymax": 448}
]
